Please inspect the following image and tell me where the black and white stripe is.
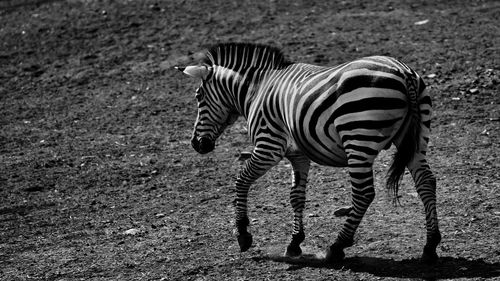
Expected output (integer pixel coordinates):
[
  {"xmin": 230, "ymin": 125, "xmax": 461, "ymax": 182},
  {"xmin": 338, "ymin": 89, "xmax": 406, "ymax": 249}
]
[{"xmin": 182, "ymin": 43, "xmax": 441, "ymax": 262}]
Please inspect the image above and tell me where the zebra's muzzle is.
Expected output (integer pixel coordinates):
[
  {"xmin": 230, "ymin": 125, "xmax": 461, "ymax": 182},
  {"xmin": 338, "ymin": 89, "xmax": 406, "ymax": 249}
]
[{"xmin": 191, "ymin": 136, "xmax": 215, "ymax": 154}]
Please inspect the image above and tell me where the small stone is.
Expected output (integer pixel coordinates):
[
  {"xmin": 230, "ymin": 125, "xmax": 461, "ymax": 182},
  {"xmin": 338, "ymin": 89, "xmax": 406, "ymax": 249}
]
[
  {"xmin": 123, "ymin": 228, "xmax": 141, "ymax": 235},
  {"xmin": 468, "ymin": 88, "xmax": 479, "ymax": 94},
  {"xmin": 71, "ymin": 68, "xmax": 94, "ymax": 85},
  {"xmin": 414, "ymin": 19, "xmax": 429, "ymax": 25}
]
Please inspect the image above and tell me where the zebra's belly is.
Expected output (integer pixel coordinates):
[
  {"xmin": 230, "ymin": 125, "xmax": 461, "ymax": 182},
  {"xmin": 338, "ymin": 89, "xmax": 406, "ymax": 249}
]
[{"xmin": 293, "ymin": 139, "xmax": 348, "ymax": 167}]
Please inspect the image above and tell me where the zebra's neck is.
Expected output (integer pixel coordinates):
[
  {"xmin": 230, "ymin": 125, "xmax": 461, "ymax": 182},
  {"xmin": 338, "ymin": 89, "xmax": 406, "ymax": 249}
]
[{"xmin": 213, "ymin": 65, "xmax": 279, "ymax": 119}]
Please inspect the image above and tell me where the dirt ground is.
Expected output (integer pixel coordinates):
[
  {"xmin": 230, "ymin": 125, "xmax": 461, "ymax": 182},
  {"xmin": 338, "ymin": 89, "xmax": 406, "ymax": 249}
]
[{"xmin": 1, "ymin": 0, "xmax": 499, "ymax": 280}]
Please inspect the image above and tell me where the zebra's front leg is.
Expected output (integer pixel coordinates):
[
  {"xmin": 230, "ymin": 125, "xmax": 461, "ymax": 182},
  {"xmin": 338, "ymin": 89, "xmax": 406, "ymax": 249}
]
[
  {"xmin": 326, "ymin": 160, "xmax": 376, "ymax": 262},
  {"xmin": 284, "ymin": 153, "xmax": 310, "ymax": 257},
  {"xmin": 235, "ymin": 149, "xmax": 283, "ymax": 252},
  {"xmin": 235, "ymin": 176, "xmax": 253, "ymax": 252}
]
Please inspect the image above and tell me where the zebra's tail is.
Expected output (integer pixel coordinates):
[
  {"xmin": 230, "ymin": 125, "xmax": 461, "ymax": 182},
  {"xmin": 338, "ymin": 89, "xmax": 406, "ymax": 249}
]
[{"xmin": 386, "ymin": 76, "xmax": 425, "ymax": 204}]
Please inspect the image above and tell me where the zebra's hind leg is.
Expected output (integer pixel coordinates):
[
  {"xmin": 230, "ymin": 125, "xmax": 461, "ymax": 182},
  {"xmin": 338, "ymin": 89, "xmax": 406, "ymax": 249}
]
[
  {"xmin": 326, "ymin": 157, "xmax": 376, "ymax": 263},
  {"xmin": 408, "ymin": 156, "xmax": 441, "ymax": 263},
  {"xmin": 284, "ymin": 153, "xmax": 310, "ymax": 257},
  {"xmin": 406, "ymin": 91, "xmax": 441, "ymax": 263}
]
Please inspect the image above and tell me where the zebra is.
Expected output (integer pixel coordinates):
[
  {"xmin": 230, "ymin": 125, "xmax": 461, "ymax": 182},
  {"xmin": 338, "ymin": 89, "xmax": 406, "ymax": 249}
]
[{"xmin": 176, "ymin": 43, "xmax": 441, "ymax": 263}]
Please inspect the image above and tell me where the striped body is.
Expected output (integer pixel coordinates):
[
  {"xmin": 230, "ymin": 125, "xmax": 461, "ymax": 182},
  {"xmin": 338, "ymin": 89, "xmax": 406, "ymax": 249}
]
[
  {"xmin": 247, "ymin": 58, "xmax": 416, "ymax": 167},
  {"xmin": 181, "ymin": 43, "xmax": 440, "ymax": 262}
]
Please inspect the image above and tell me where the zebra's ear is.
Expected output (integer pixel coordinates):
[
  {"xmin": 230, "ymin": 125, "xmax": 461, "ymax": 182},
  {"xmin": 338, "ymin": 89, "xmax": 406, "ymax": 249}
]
[{"xmin": 175, "ymin": 65, "xmax": 212, "ymax": 80}]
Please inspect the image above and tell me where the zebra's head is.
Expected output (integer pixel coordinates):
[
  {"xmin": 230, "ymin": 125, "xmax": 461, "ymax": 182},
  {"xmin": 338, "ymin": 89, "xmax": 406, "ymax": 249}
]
[{"xmin": 177, "ymin": 65, "xmax": 239, "ymax": 154}]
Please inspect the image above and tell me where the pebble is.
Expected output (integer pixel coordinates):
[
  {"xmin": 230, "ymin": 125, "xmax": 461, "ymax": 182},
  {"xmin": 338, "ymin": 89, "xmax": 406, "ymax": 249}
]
[{"xmin": 123, "ymin": 228, "xmax": 141, "ymax": 235}]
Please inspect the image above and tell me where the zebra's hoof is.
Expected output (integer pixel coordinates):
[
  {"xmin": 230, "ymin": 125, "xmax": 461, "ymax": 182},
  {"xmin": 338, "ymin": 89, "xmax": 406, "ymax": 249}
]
[
  {"xmin": 421, "ymin": 247, "xmax": 439, "ymax": 264},
  {"xmin": 333, "ymin": 206, "xmax": 353, "ymax": 217},
  {"xmin": 285, "ymin": 244, "xmax": 302, "ymax": 257},
  {"xmin": 325, "ymin": 245, "xmax": 345, "ymax": 263},
  {"xmin": 237, "ymin": 232, "xmax": 253, "ymax": 252}
]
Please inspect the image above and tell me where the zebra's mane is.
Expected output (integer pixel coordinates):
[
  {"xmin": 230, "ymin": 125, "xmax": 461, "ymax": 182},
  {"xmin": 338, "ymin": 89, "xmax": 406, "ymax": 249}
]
[{"xmin": 203, "ymin": 43, "xmax": 292, "ymax": 71}]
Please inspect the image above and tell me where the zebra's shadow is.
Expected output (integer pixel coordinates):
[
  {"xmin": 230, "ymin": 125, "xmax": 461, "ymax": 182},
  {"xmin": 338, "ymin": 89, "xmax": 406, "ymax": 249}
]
[{"xmin": 252, "ymin": 254, "xmax": 500, "ymax": 280}]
